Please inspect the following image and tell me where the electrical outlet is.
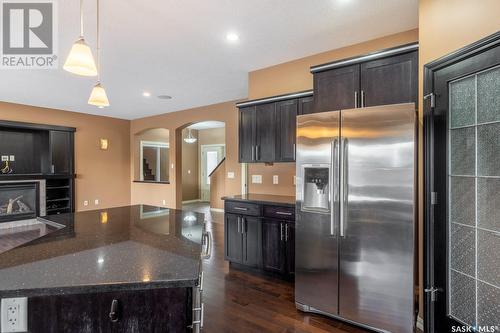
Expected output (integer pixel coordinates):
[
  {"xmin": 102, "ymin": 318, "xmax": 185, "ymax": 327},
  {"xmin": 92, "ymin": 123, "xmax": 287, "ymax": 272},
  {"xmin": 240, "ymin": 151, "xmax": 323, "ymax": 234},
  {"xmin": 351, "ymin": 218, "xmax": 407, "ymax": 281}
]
[
  {"xmin": 227, "ymin": 172, "xmax": 235, "ymax": 179},
  {"xmin": 1, "ymin": 156, "xmax": 8, "ymax": 162},
  {"xmin": 94, "ymin": 199, "xmax": 99, "ymax": 205},
  {"xmin": 1, "ymin": 297, "xmax": 28, "ymax": 332},
  {"xmin": 273, "ymin": 175, "xmax": 279, "ymax": 184},
  {"xmin": 83, "ymin": 200, "xmax": 89, "ymax": 206},
  {"xmin": 188, "ymin": 170, "xmax": 191, "ymax": 174},
  {"xmin": 8, "ymin": 156, "xmax": 14, "ymax": 162},
  {"xmin": 251, "ymin": 175, "xmax": 262, "ymax": 184},
  {"xmin": 162, "ymin": 200, "xmax": 166, "ymax": 205}
]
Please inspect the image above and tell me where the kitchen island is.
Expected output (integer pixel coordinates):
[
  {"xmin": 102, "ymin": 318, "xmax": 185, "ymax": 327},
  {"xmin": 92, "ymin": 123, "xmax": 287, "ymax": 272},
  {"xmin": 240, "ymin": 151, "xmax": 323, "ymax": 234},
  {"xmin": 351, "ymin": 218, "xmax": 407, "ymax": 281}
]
[{"xmin": 0, "ymin": 205, "xmax": 210, "ymax": 332}]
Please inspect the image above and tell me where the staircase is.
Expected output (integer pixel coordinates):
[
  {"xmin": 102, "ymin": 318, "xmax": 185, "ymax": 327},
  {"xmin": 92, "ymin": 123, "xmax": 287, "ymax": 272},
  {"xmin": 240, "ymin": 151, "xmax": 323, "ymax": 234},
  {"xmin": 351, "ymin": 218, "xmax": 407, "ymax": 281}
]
[{"xmin": 143, "ymin": 159, "xmax": 155, "ymax": 181}]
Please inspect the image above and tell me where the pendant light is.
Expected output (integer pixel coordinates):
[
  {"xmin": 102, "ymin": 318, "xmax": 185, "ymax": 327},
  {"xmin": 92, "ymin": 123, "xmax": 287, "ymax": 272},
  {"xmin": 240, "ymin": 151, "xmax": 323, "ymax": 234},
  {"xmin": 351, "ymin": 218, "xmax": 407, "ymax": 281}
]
[
  {"xmin": 63, "ymin": 0, "xmax": 97, "ymax": 76},
  {"xmin": 88, "ymin": 0, "xmax": 110, "ymax": 108},
  {"xmin": 184, "ymin": 129, "xmax": 197, "ymax": 144}
]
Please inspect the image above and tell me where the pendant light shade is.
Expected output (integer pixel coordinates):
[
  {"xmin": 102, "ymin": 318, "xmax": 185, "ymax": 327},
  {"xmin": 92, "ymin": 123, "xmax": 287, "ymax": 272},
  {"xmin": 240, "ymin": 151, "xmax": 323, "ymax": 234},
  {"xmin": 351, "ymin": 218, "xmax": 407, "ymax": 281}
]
[
  {"xmin": 63, "ymin": 38, "xmax": 97, "ymax": 76},
  {"xmin": 184, "ymin": 129, "xmax": 197, "ymax": 144},
  {"xmin": 88, "ymin": 82, "xmax": 110, "ymax": 107},
  {"xmin": 63, "ymin": 0, "xmax": 97, "ymax": 76},
  {"xmin": 88, "ymin": 0, "xmax": 110, "ymax": 107}
]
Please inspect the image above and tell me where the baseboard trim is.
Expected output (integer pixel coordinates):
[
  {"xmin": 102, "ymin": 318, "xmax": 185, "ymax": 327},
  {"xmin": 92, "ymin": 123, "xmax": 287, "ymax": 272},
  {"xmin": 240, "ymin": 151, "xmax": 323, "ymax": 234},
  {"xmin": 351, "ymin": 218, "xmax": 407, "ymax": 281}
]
[
  {"xmin": 182, "ymin": 199, "xmax": 201, "ymax": 204},
  {"xmin": 416, "ymin": 315, "xmax": 424, "ymax": 331}
]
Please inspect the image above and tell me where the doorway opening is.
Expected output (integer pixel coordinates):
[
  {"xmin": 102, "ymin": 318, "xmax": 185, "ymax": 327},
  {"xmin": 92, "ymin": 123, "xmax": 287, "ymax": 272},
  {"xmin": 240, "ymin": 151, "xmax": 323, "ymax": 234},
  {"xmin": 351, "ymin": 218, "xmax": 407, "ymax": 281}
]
[{"xmin": 181, "ymin": 121, "xmax": 225, "ymax": 211}]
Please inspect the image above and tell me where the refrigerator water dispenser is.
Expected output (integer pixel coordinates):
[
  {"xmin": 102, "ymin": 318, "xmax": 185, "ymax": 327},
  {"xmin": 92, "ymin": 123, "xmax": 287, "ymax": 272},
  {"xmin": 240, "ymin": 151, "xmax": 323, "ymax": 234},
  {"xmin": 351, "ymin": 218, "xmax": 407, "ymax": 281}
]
[{"xmin": 302, "ymin": 166, "xmax": 330, "ymax": 212}]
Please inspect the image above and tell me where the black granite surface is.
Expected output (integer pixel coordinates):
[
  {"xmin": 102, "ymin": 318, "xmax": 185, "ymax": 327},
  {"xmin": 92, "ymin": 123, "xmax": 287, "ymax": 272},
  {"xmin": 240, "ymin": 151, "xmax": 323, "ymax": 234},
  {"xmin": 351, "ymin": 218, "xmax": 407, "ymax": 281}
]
[
  {"xmin": 222, "ymin": 193, "xmax": 296, "ymax": 207},
  {"xmin": 0, "ymin": 205, "xmax": 205, "ymax": 298}
]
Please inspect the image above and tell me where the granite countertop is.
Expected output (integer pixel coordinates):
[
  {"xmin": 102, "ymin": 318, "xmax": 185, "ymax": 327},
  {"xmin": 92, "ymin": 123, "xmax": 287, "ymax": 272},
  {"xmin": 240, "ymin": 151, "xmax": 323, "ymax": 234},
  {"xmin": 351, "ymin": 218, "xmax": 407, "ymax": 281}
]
[
  {"xmin": 0, "ymin": 205, "xmax": 205, "ymax": 298},
  {"xmin": 222, "ymin": 193, "xmax": 296, "ymax": 207}
]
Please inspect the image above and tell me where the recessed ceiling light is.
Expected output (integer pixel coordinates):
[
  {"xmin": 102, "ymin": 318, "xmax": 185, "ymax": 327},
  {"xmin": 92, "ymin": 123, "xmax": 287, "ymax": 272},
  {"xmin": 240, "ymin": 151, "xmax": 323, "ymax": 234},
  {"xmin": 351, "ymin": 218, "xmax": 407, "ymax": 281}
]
[
  {"xmin": 226, "ymin": 32, "xmax": 239, "ymax": 42},
  {"xmin": 142, "ymin": 91, "xmax": 151, "ymax": 97},
  {"xmin": 157, "ymin": 95, "xmax": 172, "ymax": 100}
]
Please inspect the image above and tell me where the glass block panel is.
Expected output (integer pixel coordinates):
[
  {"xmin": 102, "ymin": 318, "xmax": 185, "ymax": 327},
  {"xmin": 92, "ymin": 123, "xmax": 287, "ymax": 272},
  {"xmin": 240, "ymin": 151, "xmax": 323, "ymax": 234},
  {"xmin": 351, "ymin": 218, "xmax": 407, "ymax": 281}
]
[
  {"xmin": 477, "ymin": 229, "xmax": 500, "ymax": 287},
  {"xmin": 450, "ymin": 127, "xmax": 476, "ymax": 176},
  {"xmin": 449, "ymin": 270, "xmax": 476, "ymax": 326},
  {"xmin": 477, "ymin": 281, "xmax": 500, "ymax": 327},
  {"xmin": 450, "ymin": 75, "xmax": 476, "ymax": 128},
  {"xmin": 478, "ymin": 178, "xmax": 500, "ymax": 233},
  {"xmin": 450, "ymin": 223, "xmax": 475, "ymax": 275},
  {"xmin": 450, "ymin": 176, "xmax": 475, "ymax": 226},
  {"xmin": 477, "ymin": 66, "xmax": 500, "ymax": 124},
  {"xmin": 477, "ymin": 123, "xmax": 500, "ymax": 177}
]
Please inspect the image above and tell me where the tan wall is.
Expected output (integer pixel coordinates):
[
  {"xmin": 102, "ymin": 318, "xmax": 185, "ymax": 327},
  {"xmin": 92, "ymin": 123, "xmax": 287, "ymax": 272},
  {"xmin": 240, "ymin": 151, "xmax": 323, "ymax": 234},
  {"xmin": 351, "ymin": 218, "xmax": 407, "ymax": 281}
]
[
  {"xmin": 247, "ymin": 29, "xmax": 419, "ymax": 196},
  {"xmin": 182, "ymin": 129, "xmax": 199, "ymax": 201},
  {"xmin": 0, "ymin": 102, "xmax": 131, "ymax": 211},
  {"xmin": 210, "ymin": 159, "xmax": 226, "ymax": 210},
  {"xmin": 418, "ymin": 0, "xmax": 500, "ymax": 320},
  {"xmin": 198, "ymin": 127, "xmax": 225, "ymax": 146},
  {"xmin": 130, "ymin": 101, "xmax": 240, "ymax": 209},
  {"xmin": 133, "ymin": 128, "xmax": 169, "ymax": 181}
]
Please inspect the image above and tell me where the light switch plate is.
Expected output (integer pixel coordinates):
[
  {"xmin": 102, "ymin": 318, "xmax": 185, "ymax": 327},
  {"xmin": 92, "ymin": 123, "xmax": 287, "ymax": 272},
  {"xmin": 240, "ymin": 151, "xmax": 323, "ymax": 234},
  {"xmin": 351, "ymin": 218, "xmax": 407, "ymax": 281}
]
[
  {"xmin": 251, "ymin": 175, "xmax": 262, "ymax": 184},
  {"xmin": 8, "ymin": 156, "xmax": 14, "ymax": 162},
  {"xmin": 94, "ymin": 199, "xmax": 99, "ymax": 205},
  {"xmin": 1, "ymin": 297, "xmax": 28, "ymax": 332},
  {"xmin": 273, "ymin": 175, "xmax": 279, "ymax": 185},
  {"xmin": 1, "ymin": 156, "xmax": 8, "ymax": 162},
  {"xmin": 227, "ymin": 172, "xmax": 235, "ymax": 179},
  {"xmin": 83, "ymin": 200, "xmax": 89, "ymax": 206}
]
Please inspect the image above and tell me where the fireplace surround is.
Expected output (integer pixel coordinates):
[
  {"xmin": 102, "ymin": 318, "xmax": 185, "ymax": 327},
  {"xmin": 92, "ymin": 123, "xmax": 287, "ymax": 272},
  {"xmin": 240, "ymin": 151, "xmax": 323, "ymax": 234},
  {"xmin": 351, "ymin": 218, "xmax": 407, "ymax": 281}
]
[{"xmin": 0, "ymin": 180, "xmax": 46, "ymax": 223}]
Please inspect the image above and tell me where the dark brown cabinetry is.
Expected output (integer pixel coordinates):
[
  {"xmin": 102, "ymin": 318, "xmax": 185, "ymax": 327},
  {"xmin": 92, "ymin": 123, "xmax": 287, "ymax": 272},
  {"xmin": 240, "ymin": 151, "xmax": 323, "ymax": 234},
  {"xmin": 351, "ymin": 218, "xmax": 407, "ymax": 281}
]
[
  {"xmin": 237, "ymin": 92, "xmax": 312, "ymax": 163},
  {"xmin": 224, "ymin": 213, "xmax": 262, "ymax": 268},
  {"xmin": 224, "ymin": 198, "xmax": 295, "ymax": 279},
  {"xmin": 49, "ymin": 131, "xmax": 72, "ymax": 174},
  {"xmin": 312, "ymin": 46, "xmax": 418, "ymax": 112}
]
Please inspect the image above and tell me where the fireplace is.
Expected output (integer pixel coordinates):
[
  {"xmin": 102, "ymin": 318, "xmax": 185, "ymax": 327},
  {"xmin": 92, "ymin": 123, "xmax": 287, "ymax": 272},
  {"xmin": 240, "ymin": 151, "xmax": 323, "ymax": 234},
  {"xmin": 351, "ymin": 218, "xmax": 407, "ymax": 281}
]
[{"xmin": 0, "ymin": 181, "xmax": 46, "ymax": 223}]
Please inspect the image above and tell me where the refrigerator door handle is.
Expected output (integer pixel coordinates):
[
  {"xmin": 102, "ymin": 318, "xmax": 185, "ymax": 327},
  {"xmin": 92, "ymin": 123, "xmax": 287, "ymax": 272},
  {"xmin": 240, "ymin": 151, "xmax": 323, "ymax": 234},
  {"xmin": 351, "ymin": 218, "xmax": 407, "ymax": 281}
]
[
  {"xmin": 339, "ymin": 138, "xmax": 349, "ymax": 237},
  {"xmin": 330, "ymin": 139, "xmax": 338, "ymax": 236}
]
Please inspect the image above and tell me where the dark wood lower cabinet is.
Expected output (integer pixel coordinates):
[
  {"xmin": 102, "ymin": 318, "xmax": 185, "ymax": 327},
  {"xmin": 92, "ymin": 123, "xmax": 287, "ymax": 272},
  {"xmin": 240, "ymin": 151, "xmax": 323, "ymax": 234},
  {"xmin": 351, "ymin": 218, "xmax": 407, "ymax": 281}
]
[
  {"xmin": 224, "ymin": 200, "xmax": 295, "ymax": 280},
  {"xmin": 27, "ymin": 288, "xmax": 192, "ymax": 332}
]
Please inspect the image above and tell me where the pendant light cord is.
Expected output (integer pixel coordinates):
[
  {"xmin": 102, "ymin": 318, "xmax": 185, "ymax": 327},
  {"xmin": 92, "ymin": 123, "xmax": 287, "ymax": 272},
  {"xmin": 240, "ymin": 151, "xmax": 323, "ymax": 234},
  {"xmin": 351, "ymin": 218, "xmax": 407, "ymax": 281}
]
[
  {"xmin": 79, "ymin": 0, "xmax": 84, "ymax": 37},
  {"xmin": 96, "ymin": 0, "xmax": 100, "ymax": 82}
]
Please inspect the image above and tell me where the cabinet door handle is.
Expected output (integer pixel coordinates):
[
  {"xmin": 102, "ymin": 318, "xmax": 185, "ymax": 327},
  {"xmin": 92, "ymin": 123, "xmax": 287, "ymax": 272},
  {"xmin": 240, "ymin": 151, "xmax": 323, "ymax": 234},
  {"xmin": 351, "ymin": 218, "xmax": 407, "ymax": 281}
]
[
  {"xmin": 285, "ymin": 224, "xmax": 289, "ymax": 242},
  {"xmin": 51, "ymin": 165, "xmax": 55, "ymax": 174},
  {"xmin": 237, "ymin": 217, "xmax": 241, "ymax": 233},
  {"xmin": 256, "ymin": 145, "xmax": 260, "ymax": 160},
  {"xmin": 242, "ymin": 218, "xmax": 246, "ymax": 234},
  {"xmin": 109, "ymin": 299, "xmax": 120, "ymax": 323},
  {"xmin": 201, "ymin": 231, "xmax": 212, "ymax": 259},
  {"xmin": 252, "ymin": 145, "xmax": 255, "ymax": 160},
  {"xmin": 361, "ymin": 90, "xmax": 365, "ymax": 108},
  {"xmin": 354, "ymin": 91, "xmax": 358, "ymax": 108},
  {"xmin": 280, "ymin": 223, "xmax": 284, "ymax": 241}
]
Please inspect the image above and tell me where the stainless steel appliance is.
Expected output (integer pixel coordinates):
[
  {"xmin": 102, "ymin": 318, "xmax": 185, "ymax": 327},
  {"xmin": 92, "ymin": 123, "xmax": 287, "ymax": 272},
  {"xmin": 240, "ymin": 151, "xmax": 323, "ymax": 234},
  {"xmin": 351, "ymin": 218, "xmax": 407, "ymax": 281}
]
[{"xmin": 295, "ymin": 103, "xmax": 416, "ymax": 333}]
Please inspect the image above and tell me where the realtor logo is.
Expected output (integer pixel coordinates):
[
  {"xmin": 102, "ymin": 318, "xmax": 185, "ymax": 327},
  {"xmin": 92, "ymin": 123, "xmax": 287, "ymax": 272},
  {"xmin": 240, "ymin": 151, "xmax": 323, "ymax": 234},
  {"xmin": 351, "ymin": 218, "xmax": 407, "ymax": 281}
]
[{"xmin": 1, "ymin": 0, "xmax": 58, "ymax": 69}]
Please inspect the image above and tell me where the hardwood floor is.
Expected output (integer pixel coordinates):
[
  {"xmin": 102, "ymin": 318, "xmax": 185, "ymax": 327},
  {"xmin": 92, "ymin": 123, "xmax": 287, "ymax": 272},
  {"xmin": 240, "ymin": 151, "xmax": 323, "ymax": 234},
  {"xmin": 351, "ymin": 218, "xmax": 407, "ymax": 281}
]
[{"xmin": 183, "ymin": 202, "xmax": 371, "ymax": 333}]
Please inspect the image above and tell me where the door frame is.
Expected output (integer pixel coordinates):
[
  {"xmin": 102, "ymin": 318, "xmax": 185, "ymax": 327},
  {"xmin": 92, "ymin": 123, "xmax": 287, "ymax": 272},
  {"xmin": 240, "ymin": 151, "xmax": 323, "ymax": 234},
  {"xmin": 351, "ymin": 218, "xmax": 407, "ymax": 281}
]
[
  {"xmin": 423, "ymin": 31, "xmax": 500, "ymax": 333},
  {"xmin": 199, "ymin": 144, "xmax": 226, "ymax": 201}
]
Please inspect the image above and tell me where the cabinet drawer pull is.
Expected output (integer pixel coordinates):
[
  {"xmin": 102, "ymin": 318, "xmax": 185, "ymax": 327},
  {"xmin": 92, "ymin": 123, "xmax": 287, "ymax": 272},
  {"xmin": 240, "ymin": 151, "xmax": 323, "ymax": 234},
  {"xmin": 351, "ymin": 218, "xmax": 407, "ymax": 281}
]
[
  {"xmin": 276, "ymin": 211, "xmax": 292, "ymax": 216},
  {"xmin": 233, "ymin": 207, "xmax": 248, "ymax": 211}
]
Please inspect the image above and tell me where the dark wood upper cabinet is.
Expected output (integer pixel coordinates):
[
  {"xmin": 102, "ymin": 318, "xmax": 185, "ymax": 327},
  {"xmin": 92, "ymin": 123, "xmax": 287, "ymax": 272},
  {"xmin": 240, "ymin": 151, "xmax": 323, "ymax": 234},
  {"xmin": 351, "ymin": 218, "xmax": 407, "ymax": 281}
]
[
  {"xmin": 298, "ymin": 96, "xmax": 314, "ymax": 115},
  {"xmin": 360, "ymin": 51, "xmax": 418, "ymax": 107},
  {"xmin": 49, "ymin": 131, "xmax": 72, "ymax": 174},
  {"xmin": 314, "ymin": 64, "xmax": 360, "ymax": 112},
  {"xmin": 238, "ymin": 106, "xmax": 255, "ymax": 163},
  {"xmin": 276, "ymin": 99, "xmax": 298, "ymax": 162},
  {"xmin": 255, "ymin": 103, "xmax": 276, "ymax": 162}
]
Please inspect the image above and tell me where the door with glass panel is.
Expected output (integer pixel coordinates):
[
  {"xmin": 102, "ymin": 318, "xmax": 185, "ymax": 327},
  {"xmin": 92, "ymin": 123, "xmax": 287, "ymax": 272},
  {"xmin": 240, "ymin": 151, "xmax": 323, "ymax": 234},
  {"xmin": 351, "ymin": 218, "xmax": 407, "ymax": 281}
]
[
  {"xmin": 424, "ymin": 33, "xmax": 500, "ymax": 333},
  {"xmin": 200, "ymin": 145, "xmax": 225, "ymax": 201}
]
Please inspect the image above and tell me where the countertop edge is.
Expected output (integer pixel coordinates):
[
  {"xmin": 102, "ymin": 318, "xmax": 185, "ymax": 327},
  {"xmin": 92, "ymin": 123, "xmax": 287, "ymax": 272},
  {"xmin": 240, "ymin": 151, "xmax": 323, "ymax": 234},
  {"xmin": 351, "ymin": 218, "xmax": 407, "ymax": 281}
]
[
  {"xmin": 0, "ymin": 278, "xmax": 199, "ymax": 298},
  {"xmin": 222, "ymin": 196, "xmax": 296, "ymax": 207}
]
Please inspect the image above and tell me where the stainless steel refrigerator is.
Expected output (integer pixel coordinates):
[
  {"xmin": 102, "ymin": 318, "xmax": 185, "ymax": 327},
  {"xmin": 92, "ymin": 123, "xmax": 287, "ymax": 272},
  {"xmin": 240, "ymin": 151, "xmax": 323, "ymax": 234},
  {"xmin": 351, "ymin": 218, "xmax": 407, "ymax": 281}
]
[{"xmin": 295, "ymin": 103, "xmax": 416, "ymax": 333}]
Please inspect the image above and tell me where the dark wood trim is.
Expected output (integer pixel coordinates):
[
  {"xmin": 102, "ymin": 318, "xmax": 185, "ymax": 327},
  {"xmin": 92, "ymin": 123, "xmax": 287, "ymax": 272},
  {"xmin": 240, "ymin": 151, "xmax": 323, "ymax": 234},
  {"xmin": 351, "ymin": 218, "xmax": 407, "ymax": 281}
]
[
  {"xmin": 235, "ymin": 90, "xmax": 313, "ymax": 108},
  {"xmin": 423, "ymin": 30, "xmax": 500, "ymax": 333},
  {"xmin": 0, "ymin": 120, "xmax": 76, "ymax": 132},
  {"xmin": 208, "ymin": 157, "xmax": 225, "ymax": 177},
  {"xmin": 310, "ymin": 42, "xmax": 418, "ymax": 73}
]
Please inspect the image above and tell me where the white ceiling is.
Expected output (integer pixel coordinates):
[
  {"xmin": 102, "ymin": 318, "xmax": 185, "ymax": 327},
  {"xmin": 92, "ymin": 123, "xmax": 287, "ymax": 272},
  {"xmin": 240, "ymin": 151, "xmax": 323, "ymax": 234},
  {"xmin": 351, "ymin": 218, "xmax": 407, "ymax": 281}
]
[
  {"xmin": 0, "ymin": 0, "xmax": 418, "ymax": 120},
  {"xmin": 188, "ymin": 121, "xmax": 225, "ymax": 130}
]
